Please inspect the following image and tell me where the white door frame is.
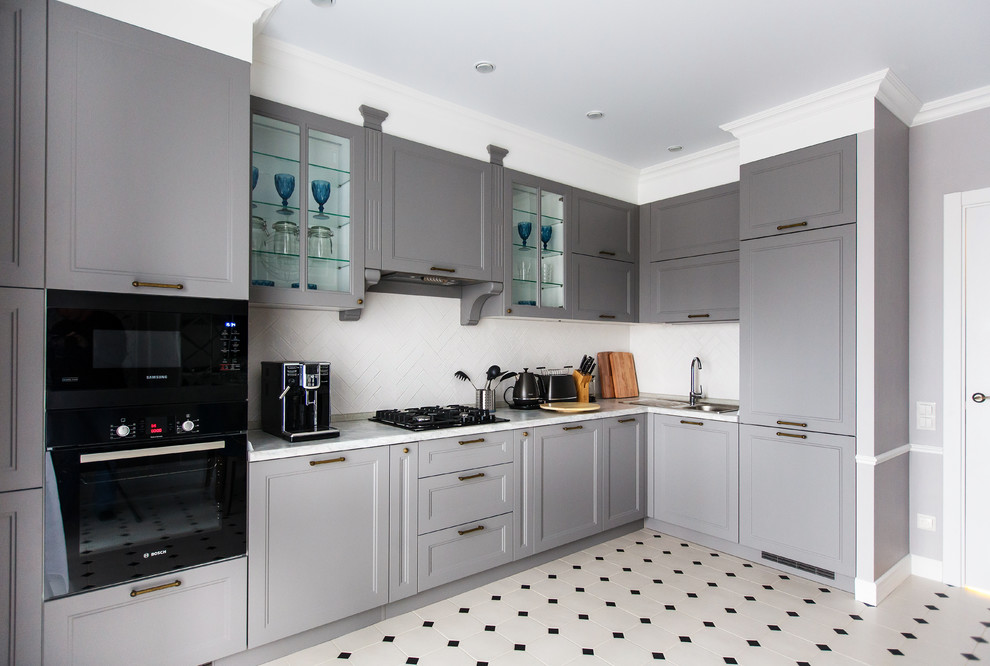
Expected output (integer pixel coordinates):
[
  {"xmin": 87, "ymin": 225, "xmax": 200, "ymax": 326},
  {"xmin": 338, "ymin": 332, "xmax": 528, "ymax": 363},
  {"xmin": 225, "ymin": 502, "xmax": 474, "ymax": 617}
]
[{"xmin": 942, "ymin": 187, "xmax": 990, "ymax": 586}]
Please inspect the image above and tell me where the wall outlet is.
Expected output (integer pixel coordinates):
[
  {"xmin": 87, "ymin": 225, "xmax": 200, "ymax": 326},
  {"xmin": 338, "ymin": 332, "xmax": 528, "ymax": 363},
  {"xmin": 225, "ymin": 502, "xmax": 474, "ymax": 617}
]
[
  {"xmin": 917, "ymin": 514, "xmax": 937, "ymax": 532},
  {"xmin": 916, "ymin": 401, "xmax": 936, "ymax": 431}
]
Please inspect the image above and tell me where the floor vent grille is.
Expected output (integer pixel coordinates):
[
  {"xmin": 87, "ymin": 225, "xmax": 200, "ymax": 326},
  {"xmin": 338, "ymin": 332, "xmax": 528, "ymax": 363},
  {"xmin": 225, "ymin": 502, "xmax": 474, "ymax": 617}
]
[{"xmin": 761, "ymin": 551, "xmax": 835, "ymax": 580}]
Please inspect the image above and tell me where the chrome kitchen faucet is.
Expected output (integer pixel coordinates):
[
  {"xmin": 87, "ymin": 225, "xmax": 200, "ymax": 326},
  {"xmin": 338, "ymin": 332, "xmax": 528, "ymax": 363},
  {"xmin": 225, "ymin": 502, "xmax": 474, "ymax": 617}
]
[{"xmin": 689, "ymin": 357, "xmax": 704, "ymax": 405}]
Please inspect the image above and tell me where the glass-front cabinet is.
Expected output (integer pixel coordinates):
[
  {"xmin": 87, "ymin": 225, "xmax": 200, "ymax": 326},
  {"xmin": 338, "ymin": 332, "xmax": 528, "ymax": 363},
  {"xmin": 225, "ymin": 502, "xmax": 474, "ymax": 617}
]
[
  {"xmin": 249, "ymin": 98, "xmax": 365, "ymax": 309},
  {"xmin": 506, "ymin": 172, "xmax": 571, "ymax": 317}
]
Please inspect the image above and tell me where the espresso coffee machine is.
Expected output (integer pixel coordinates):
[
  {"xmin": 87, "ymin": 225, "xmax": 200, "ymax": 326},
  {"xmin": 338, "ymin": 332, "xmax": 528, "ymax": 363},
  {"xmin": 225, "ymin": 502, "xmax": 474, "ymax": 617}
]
[{"xmin": 261, "ymin": 361, "xmax": 340, "ymax": 442}]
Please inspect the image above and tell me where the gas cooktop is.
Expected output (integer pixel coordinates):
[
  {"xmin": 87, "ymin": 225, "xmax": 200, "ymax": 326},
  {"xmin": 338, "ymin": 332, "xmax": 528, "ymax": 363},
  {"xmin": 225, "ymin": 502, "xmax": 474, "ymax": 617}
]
[{"xmin": 370, "ymin": 405, "xmax": 509, "ymax": 431}]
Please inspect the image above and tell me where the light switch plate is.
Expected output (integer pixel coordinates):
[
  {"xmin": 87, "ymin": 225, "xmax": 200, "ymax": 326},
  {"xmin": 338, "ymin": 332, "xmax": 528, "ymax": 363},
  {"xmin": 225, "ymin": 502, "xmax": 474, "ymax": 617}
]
[
  {"xmin": 917, "ymin": 514, "xmax": 936, "ymax": 532},
  {"xmin": 917, "ymin": 401, "xmax": 936, "ymax": 431}
]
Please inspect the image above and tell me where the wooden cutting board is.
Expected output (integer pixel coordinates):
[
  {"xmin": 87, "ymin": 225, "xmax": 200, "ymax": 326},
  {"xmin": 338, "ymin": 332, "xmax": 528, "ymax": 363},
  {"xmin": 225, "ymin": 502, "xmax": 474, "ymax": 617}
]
[
  {"xmin": 539, "ymin": 402, "xmax": 601, "ymax": 413},
  {"xmin": 597, "ymin": 352, "xmax": 614, "ymax": 399},
  {"xmin": 609, "ymin": 352, "xmax": 639, "ymax": 398}
]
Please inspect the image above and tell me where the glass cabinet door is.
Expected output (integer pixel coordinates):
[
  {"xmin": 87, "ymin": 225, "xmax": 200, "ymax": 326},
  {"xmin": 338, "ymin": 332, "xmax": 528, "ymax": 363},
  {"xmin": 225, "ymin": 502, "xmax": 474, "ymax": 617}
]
[
  {"xmin": 305, "ymin": 128, "xmax": 351, "ymax": 294},
  {"xmin": 251, "ymin": 115, "xmax": 301, "ymax": 289},
  {"xmin": 511, "ymin": 184, "xmax": 566, "ymax": 310}
]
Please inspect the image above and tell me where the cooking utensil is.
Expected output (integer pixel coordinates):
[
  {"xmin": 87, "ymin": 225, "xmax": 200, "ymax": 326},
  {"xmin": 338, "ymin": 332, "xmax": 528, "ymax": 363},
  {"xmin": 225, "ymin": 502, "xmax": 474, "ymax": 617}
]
[
  {"xmin": 485, "ymin": 365, "xmax": 501, "ymax": 389},
  {"xmin": 454, "ymin": 370, "xmax": 477, "ymax": 389}
]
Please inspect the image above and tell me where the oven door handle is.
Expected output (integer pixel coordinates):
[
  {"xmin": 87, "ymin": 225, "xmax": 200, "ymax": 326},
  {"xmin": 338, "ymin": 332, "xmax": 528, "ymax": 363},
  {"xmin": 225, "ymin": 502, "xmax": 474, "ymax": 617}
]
[{"xmin": 79, "ymin": 440, "xmax": 226, "ymax": 463}]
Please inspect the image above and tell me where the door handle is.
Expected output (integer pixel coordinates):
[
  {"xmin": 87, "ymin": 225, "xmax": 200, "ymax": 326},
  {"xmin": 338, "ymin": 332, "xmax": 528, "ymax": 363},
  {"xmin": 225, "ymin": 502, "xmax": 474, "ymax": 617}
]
[
  {"xmin": 974, "ymin": 392, "xmax": 987, "ymax": 403},
  {"xmin": 80, "ymin": 440, "xmax": 224, "ymax": 463}
]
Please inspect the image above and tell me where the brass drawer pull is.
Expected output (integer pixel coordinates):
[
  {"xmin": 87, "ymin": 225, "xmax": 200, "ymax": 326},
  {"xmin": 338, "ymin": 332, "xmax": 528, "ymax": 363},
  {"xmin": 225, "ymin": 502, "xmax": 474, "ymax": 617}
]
[
  {"xmin": 777, "ymin": 221, "xmax": 808, "ymax": 231},
  {"xmin": 562, "ymin": 425, "xmax": 584, "ymax": 431},
  {"xmin": 618, "ymin": 418, "xmax": 637, "ymax": 423},
  {"xmin": 458, "ymin": 472, "xmax": 485, "ymax": 481},
  {"xmin": 599, "ymin": 250, "xmax": 616, "ymax": 256},
  {"xmin": 132, "ymin": 281, "xmax": 183, "ymax": 290},
  {"xmin": 687, "ymin": 313, "xmax": 710, "ymax": 319},
  {"xmin": 430, "ymin": 266, "xmax": 456, "ymax": 273},
  {"xmin": 403, "ymin": 447, "xmax": 410, "ymax": 454},
  {"xmin": 130, "ymin": 580, "xmax": 181, "ymax": 597},
  {"xmin": 680, "ymin": 420, "xmax": 704, "ymax": 426},
  {"xmin": 310, "ymin": 456, "xmax": 345, "ymax": 466},
  {"xmin": 776, "ymin": 432, "xmax": 808, "ymax": 439},
  {"xmin": 776, "ymin": 420, "xmax": 807, "ymax": 428},
  {"xmin": 599, "ymin": 314, "xmax": 616, "ymax": 319},
  {"xmin": 458, "ymin": 525, "xmax": 485, "ymax": 536},
  {"xmin": 459, "ymin": 438, "xmax": 485, "ymax": 445}
]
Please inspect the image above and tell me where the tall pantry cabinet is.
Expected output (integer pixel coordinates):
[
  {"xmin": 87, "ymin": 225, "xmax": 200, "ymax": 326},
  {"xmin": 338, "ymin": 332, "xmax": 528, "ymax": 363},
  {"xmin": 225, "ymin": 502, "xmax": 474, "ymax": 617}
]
[{"xmin": 737, "ymin": 102, "xmax": 909, "ymax": 589}]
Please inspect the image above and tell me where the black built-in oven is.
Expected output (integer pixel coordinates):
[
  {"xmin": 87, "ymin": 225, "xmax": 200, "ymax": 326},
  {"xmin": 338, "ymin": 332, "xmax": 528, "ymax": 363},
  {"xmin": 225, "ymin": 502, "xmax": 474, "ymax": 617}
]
[{"xmin": 44, "ymin": 291, "xmax": 248, "ymax": 600}]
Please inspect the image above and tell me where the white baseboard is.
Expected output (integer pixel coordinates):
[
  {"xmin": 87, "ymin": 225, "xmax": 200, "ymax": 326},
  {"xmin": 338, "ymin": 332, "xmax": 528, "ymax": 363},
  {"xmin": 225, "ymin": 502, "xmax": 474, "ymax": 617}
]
[
  {"xmin": 855, "ymin": 554, "xmax": 913, "ymax": 605},
  {"xmin": 910, "ymin": 555, "xmax": 943, "ymax": 582}
]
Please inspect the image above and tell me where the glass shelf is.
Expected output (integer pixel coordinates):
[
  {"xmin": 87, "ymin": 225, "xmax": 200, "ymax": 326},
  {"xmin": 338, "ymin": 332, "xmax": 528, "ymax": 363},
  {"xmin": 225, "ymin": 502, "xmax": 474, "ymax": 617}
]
[
  {"xmin": 251, "ymin": 249, "xmax": 349, "ymax": 265},
  {"xmin": 512, "ymin": 243, "xmax": 562, "ymax": 257},
  {"xmin": 541, "ymin": 281, "xmax": 563, "ymax": 289},
  {"xmin": 512, "ymin": 207, "xmax": 564, "ymax": 223}
]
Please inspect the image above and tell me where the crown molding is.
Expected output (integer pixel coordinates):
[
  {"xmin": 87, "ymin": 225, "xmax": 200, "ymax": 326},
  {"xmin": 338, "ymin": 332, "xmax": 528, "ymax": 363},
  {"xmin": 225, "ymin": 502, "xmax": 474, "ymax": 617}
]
[
  {"xmin": 913, "ymin": 84, "xmax": 990, "ymax": 127},
  {"xmin": 637, "ymin": 141, "xmax": 740, "ymax": 204},
  {"xmin": 875, "ymin": 69, "xmax": 923, "ymax": 127}
]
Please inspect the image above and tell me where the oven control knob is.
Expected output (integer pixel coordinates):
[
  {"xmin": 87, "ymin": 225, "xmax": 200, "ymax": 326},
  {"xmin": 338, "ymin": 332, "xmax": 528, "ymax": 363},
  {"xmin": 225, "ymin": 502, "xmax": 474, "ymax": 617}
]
[
  {"xmin": 181, "ymin": 420, "xmax": 195, "ymax": 432},
  {"xmin": 116, "ymin": 424, "xmax": 131, "ymax": 438}
]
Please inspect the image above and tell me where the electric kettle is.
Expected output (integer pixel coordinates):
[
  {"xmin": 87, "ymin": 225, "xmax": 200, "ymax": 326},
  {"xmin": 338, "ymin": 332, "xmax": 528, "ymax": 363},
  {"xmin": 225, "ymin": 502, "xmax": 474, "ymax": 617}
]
[{"xmin": 504, "ymin": 368, "xmax": 542, "ymax": 409}]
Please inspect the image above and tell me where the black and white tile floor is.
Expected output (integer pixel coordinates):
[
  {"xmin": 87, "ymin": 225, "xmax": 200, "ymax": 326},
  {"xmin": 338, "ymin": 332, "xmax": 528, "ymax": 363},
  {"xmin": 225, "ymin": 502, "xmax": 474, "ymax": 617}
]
[{"xmin": 269, "ymin": 529, "xmax": 990, "ymax": 665}]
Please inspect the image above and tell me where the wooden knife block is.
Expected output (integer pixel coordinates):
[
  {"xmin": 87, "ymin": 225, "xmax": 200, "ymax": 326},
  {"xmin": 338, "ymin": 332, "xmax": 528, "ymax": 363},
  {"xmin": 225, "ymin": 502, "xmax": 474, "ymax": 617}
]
[{"xmin": 573, "ymin": 370, "xmax": 591, "ymax": 402}]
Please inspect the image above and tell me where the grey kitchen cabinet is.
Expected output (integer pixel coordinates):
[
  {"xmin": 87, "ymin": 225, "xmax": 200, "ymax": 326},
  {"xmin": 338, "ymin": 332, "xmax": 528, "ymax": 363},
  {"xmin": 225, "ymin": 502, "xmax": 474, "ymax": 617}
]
[
  {"xmin": 46, "ymin": 1, "xmax": 249, "ymax": 299},
  {"xmin": 572, "ymin": 189, "xmax": 637, "ymax": 263},
  {"xmin": 389, "ymin": 443, "xmax": 418, "ymax": 603},
  {"xmin": 418, "ymin": 463, "xmax": 513, "ymax": 535},
  {"xmin": 651, "ymin": 414, "xmax": 739, "ymax": 542},
  {"xmin": 533, "ymin": 420, "xmax": 604, "ymax": 553},
  {"xmin": 738, "ymin": 424, "xmax": 855, "ymax": 577},
  {"xmin": 248, "ymin": 447, "xmax": 389, "ymax": 647},
  {"xmin": 0, "ymin": 288, "xmax": 43, "ymax": 493},
  {"xmin": 740, "ymin": 135, "xmax": 856, "ymax": 241},
  {"xmin": 418, "ymin": 430, "xmax": 513, "ymax": 477},
  {"xmin": 0, "ymin": 0, "xmax": 45, "ymax": 288},
  {"xmin": 380, "ymin": 135, "xmax": 492, "ymax": 281},
  {"xmin": 1, "ymin": 488, "xmax": 42, "ymax": 665},
  {"xmin": 644, "ymin": 251, "xmax": 739, "ymax": 323},
  {"xmin": 571, "ymin": 253, "xmax": 637, "ymax": 322},
  {"xmin": 643, "ymin": 182, "xmax": 739, "ymax": 262},
  {"xmin": 739, "ymin": 224, "xmax": 856, "ymax": 435},
  {"xmin": 44, "ymin": 557, "xmax": 247, "ymax": 666},
  {"xmin": 417, "ymin": 512, "xmax": 513, "ymax": 592},
  {"xmin": 603, "ymin": 415, "xmax": 646, "ymax": 529},
  {"xmin": 513, "ymin": 428, "xmax": 536, "ymax": 560},
  {"xmin": 249, "ymin": 97, "xmax": 367, "ymax": 310}
]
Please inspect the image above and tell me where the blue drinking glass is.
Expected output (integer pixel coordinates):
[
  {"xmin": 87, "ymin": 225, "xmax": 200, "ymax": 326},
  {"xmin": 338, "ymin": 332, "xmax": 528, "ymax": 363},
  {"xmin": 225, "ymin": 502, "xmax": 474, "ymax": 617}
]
[
  {"xmin": 274, "ymin": 173, "xmax": 295, "ymax": 214},
  {"xmin": 541, "ymin": 224, "xmax": 552, "ymax": 250},
  {"xmin": 311, "ymin": 180, "xmax": 332, "ymax": 219},
  {"xmin": 251, "ymin": 166, "xmax": 259, "ymax": 208},
  {"xmin": 517, "ymin": 221, "xmax": 532, "ymax": 247}
]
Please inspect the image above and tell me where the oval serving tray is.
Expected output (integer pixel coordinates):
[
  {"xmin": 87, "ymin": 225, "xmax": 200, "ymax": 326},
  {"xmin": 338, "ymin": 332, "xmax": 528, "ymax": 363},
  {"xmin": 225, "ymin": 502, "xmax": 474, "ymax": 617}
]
[{"xmin": 539, "ymin": 402, "xmax": 602, "ymax": 413}]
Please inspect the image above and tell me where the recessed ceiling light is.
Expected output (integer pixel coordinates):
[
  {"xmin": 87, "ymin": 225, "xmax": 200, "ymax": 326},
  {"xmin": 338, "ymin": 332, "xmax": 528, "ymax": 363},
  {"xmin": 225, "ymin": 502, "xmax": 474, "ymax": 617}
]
[
  {"xmin": 311, "ymin": 0, "xmax": 336, "ymax": 5},
  {"xmin": 667, "ymin": 145, "xmax": 683, "ymax": 152},
  {"xmin": 586, "ymin": 110, "xmax": 605, "ymax": 120},
  {"xmin": 474, "ymin": 61, "xmax": 495, "ymax": 74}
]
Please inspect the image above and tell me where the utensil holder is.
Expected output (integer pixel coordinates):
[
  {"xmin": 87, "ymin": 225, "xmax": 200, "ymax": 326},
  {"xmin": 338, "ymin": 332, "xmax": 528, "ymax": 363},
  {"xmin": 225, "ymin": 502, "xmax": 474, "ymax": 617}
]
[
  {"xmin": 476, "ymin": 388, "xmax": 495, "ymax": 412},
  {"xmin": 573, "ymin": 370, "xmax": 591, "ymax": 403}
]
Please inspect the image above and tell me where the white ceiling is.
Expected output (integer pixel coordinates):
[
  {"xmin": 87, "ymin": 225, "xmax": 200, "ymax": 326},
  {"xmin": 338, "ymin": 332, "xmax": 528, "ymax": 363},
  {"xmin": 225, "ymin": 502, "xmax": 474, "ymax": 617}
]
[{"xmin": 260, "ymin": 0, "xmax": 990, "ymax": 169}]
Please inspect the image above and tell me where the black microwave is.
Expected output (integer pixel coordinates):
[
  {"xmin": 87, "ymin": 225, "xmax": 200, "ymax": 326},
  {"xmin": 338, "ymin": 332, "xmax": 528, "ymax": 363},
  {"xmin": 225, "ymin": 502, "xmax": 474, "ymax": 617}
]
[{"xmin": 46, "ymin": 290, "xmax": 248, "ymax": 410}]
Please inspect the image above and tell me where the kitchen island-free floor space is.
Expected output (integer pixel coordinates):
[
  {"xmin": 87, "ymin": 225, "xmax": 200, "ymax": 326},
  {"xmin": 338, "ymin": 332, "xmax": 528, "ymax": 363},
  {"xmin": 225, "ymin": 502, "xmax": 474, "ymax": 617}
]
[{"xmin": 267, "ymin": 529, "xmax": 990, "ymax": 665}]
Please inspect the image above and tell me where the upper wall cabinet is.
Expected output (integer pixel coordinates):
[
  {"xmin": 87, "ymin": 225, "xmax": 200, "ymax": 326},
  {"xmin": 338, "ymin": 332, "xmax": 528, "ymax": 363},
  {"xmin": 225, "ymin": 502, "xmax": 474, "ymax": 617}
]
[
  {"xmin": 739, "ymin": 135, "xmax": 856, "ymax": 240},
  {"xmin": 46, "ymin": 2, "xmax": 250, "ymax": 299},
  {"xmin": 380, "ymin": 136, "xmax": 492, "ymax": 282},
  {"xmin": 249, "ymin": 98, "xmax": 366, "ymax": 310},
  {"xmin": 644, "ymin": 183, "xmax": 739, "ymax": 262},
  {"xmin": 0, "ymin": 0, "xmax": 45, "ymax": 288},
  {"xmin": 572, "ymin": 190, "xmax": 637, "ymax": 262}
]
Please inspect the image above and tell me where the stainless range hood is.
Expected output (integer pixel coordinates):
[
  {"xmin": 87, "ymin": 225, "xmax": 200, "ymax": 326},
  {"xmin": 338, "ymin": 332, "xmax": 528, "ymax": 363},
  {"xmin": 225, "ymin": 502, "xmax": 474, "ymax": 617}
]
[{"xmin": 354, "ymin": 269, "xmax": 502, "ymax": 325}]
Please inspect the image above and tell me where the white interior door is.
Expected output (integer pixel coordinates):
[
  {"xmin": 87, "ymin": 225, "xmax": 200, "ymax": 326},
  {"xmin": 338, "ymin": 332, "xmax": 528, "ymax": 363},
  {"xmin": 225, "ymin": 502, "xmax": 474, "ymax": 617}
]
[{"xmin": 965, "ymin": 200, "xmax": 990, "ymax": 591}]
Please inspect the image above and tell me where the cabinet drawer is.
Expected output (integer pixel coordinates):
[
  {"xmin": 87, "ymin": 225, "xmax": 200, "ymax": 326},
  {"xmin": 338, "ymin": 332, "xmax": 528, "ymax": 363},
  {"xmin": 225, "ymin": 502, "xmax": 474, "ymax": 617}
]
[
  {"xmin": 418, "ymin": 430, "xmax": 513, "ymax": 477},
  {"xmin": 418, "ymin": 513, "xmax": 513, "ymax": 592},
  {"xmin": 418, "ymin": 463, "xmax": 513, "ymax": 534},
  {"xmin": 44, "ymin": 558, "xmax": 247, "ymax": 666}
]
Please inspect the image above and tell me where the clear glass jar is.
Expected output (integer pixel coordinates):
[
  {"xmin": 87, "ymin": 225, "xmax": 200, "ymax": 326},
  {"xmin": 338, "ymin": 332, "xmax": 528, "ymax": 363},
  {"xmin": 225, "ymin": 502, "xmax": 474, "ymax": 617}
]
[
  {"xmin": 271, "ymin": 220, "xmax": 299, "ymax": 255},
  {"xmin": 308, "ymin": 225, "xmax": 334, "ymax": 259},
  {"xmin": 251, "ymin": 216, "xmax": 269, "ymax": 251}
]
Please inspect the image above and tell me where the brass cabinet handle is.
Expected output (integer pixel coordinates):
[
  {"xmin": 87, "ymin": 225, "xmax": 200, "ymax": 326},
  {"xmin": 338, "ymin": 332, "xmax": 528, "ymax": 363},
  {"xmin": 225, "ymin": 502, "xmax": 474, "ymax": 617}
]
[
  {"xmin": 562, "ymin": 425, "xmax": 584, "ymax": 431},
  {"xmin": 776, "ymin": 420, "xmax": 807, "ymax": 428},
  {"xmin": 522, "ymin": 431, "xmax": 529, "ymax": 437},
  {"xmin": 132, "ymin": 281, "xmax": 183, "ymax": 290},
  {"xmin": 430, "ymin": 266, "xmax": 456, "ymax": 273},
  {"xmin": 618, "ymin": 418, "xmax": 637, "ymax": 423},
  {"xmin": 403, "ymin": 447, "xmax": 409, "ymax": 454},
  {"xmin": 458, "ymin": 525, "xmax": 485, "ymax": 536},
  {"xmin": 687, "ymin": 313, "xmax": 710, "ymax": 319},
  {"xmin": 310, "ymin": 456, "xmax": 345, "ymax": 466},
  {"xmin": 598, "ymin": 250, "xmax": 616, "ymax": 256},
  {"xmin": 680, "ymin": 420, "xmax": 704, "ymax": 426},
  {"xmin": 459, "ymin": 438, "xmax": 485, "ymax": 446},
  {"xmin": 130, "ymin": 580, "xmax": 181, "ymax": 597},
  {"xmin": 599, "ymin": 314, "xmax": 616, "ymax": 319},
  {"xmin": 776, "ymin": 432, "xmax": 808, "ymax": 439},
  {"xmin": 458, "ymin": 472, "xmax": 485, "ymax": 481},
  {"xmin": 777, "ymin": 221, "xmax": 809, "ymax": 231},
  {"xmin": 973, "ymin": 392, "xmax": 987, "ymax": 403}
]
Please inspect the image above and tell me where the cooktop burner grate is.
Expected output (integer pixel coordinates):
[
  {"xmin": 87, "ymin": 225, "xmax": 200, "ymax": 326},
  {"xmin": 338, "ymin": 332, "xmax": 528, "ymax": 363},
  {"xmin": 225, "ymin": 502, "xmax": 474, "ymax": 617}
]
[{"xmin": 370, "ymin": 405, "xmax": 509, "ymax": 431}]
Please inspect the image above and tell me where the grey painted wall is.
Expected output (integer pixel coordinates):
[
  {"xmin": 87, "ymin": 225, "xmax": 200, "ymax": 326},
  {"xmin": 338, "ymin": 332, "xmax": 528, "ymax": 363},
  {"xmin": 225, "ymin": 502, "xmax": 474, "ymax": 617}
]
[
  {"xmin": 875, "ymin": 454, "xmax": 910, "ymax": 575},
  {"xmin": 908, "ymin": 106, "xmax": 990, "ymax": 560}
]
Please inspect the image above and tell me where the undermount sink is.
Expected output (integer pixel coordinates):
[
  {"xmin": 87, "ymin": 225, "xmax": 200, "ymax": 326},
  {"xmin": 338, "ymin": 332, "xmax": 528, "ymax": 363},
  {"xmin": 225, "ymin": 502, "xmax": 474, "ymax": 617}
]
[
  {"xmin": 619, "ymin": 398, "xmax": 690, "ymax": 409},
  {"xmin": 619, "ymin": 397, "xmax": 738, "ymax": 413},
  {"xmin": 682, "ymin": 402, "xmax": 738, "ymax": 414}
]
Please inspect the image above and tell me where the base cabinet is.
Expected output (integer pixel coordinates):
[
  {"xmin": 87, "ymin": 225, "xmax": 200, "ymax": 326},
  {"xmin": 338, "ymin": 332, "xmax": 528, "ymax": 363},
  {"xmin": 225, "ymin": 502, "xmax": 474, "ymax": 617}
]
[
  {"xmin": 738, "ymin": 424, "xmax": 855, "ymax": 577},
  {"xmin": 533, "ymin": 421, "xmax": 604, "ymax": 553},
  {"xmin": 248, "ymin": 447, "xmax": 389, "ymax": 647},
  {"xmin": 1, "ymin": 488, "xmax": 42, "ymax": 665},
  {"xmin": 0, "ymin": 287, "xmax": 43, "ymax": 493},
  {"xmin": 418, "ymin": 513, "xmax": 513, "ymax": 592},
  {"xmin": 43, "ymin": 557, "xmax": 246, "ymax": 666},
  {"xmin": 651, "ymin": 415, "xmax": 738, "ymax": 542},
  {"xmin": 603, "ymin": 415, "xmax": 646, "ymax": 529}
]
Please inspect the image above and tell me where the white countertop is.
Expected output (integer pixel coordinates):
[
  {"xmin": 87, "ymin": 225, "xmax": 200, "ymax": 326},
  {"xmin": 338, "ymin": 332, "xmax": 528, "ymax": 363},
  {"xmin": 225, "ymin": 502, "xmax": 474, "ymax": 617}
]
[{"xmin": 248, "ymin": 397, "xmax": 738, "ymax": 462}]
